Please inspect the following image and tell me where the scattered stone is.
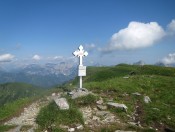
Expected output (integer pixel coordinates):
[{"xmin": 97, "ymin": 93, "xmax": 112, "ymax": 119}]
[
  {"xmin": 144, "ymin": 96, "xmax": 151, "ymax": 103},
  {"xmin": 132, "ymin": 92, "xmax": 141, "ymax": 96},
  {"xmin": 52, "ymin": 93, "xmax": 56, "ymax": 96},
  {"xmin": 68, "ymin": 128, "xmax": 75, "ymax": 132},
  {"xmin": 123, "ymin": 76, "xmax": 129, "ymax": 79},
  {"xmin": 115, "ymin": 130, "xmax": 136, "ymax": 132},
  {"xmin": 96, "ymin": 97, "xmax": 103, "ymax": 105},
  {"xmin": 103, "ymin": 115, "xmax": 116, "ymax": 123},
  {"xmin": 81, "ymin": 106, "xmax": 121, "ymax": 129},
  {"xmin": 54, "ymin": 98, "xmax": 69, "ymax": 110},
  {"xmin": 92, "ymin": 116, "xmax": 100, "ymax": 121},
  {"xmin": 96, "ymin": 111, "xmax": 110, "ymax": 116},
  {"xmin": 128, "ymin": 122, "xmax": 137, "ymax": 126},
  {"xmin": 71, "ymin": 88, "xmax": 90, "ymax": 99},
  {"xmin": 97, "ymin": 105, "xmax": 107, "ymax": 110},
  {"xmin": 76, "ymin": 124, "xmax": 83, "ymax": 130},
  {"xmin": 122, "ymin": 93, "xmax": 129, "ymax": 96},
  {"xmin": 107, "ymin": 102, "xmax": 127, "ymax": 112},
  {"xmin": 59, "ymin": 125, "xmax": 69, "ymax": 129},
  {"xmin": 152, "ymin": 108, "xmax": 160, "ymax": 111},
  {"xmin": 167, "ymin": 116, "xmax": 171, "ymax": 120}
]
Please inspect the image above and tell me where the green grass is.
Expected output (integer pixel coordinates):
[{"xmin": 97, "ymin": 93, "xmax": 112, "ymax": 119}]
[
  {"xmin": 74, "ymin": 94, "xmax": 99, "ymax": 106},
  {"xmin": 0, "ymin": 82, "xmax": 45, "ymax": 132},
  {"xmin": 36, "ymin": 97, "xmax": 84, "ymax": 131},
  {"xmin": 0, "ymin": 97, "xmax": 32, "ymax": 122},
  {"xmin": 0, "ymin": 125, "xmax": 16, "ymax": 132},
  {"xmin": 0, "ymin": 82, "xmax": 43, "ymax": 105},
  {"xmin": 66, "ymin": 64, "xmax": 175, "ymax": 130},
  {"xmin": 83, "ymin": 75, "xmax": 175, "ymax": 127}
]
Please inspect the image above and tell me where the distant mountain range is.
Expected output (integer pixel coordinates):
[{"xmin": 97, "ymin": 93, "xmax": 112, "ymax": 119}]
[
  {"xmin": 133, "ymin": 60, "xmax": 175, "ymax": 67},
  {"xmin": 0, "ymin": 60, "xmax": 174, "ymax": 88},
  {"xmin": 0, "ymin": 62, "xmax": 77, "ymax": 88}
]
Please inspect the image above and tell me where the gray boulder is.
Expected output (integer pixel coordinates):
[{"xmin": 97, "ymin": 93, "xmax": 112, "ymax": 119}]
[
  {"xmin": 107, "ymin": 102, "xmax": 127, "ymax": 112},
  {"xmin": 97, "ymin": 105, "xmax": 107, "ymax": 110},
  {"xmin": 54, "ymin": 98, "xmax": 69, "ymax": 110}
]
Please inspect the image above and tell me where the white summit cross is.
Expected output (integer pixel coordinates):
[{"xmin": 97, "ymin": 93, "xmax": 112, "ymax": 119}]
[{"xmin": 73, "ymin": 45, "xmax": 88, "ymax": 89}]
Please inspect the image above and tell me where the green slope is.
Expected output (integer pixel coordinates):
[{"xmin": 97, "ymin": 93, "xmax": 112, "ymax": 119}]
[
  {"xmin": 67, "ymin": 64, "xmax": 175, "ymax": 130},
  {"xmin": 0, "ymin": 82, "xmax": 44, "ymax": 123},
  {"xmin": 0, "ymin": 82, "xmax": 43, "ymax": 105}
]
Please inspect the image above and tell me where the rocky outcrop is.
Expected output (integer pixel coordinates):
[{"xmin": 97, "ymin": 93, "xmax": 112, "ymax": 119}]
[{"xmin": 70, "ymin": 88, "xmax": 90, "ymax": 99}]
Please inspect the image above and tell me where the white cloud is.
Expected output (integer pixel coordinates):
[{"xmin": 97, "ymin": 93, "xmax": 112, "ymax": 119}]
[
  {"xmin": 102, "ymin": 21, "xmax": 165, "ymax": 52},
  {"xmin": 53, "ymin": 56, "xmax": 63, "ymax": 60},
  {"xmin": 167, "ymin": 19, "xmax": 175, "ymax": 35},
  {"xmin": 32, "ymin": 55, "xmax": 41, "ymax": 60},
  {"xmin": 162, "ymin": 53, "xmax": 175, "ymax": 65},
  {"xmin": 85, "ymin": 44, "xmax": 96, "ymax": 51},
  {"xmin": 0, "ymin": 54, "xmax": 14, "ymax": 62}
]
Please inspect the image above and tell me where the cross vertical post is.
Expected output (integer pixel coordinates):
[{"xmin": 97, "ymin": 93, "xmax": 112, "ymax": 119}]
[{"xmin": 73, "ymin": 45, "xmax": 88, "ymax": 89}]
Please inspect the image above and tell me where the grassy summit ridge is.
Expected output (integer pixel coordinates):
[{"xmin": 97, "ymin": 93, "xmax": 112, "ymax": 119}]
[{"xmin": 69, "ymin": 64, "xmax": 175, "ymax": 130}]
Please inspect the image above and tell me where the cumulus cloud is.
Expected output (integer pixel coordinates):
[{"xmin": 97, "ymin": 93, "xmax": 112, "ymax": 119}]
[
  {"xmin": 0, "ymin": 54, "xmax": 14, "ymax": 62},
  {"xmin": 167, "ymin": 19, "xmax": 175, "ymax": 35},
  {"xmin": 162, "ymin": 53, "xmax": 175, "ymax": 65},
  {"xmin": 101, "ymin": 21, "xmax": 165, "ymax": 52},
  {"xmin": 32, "ymin": 55, "xmax": 41, "ymax": 60}
]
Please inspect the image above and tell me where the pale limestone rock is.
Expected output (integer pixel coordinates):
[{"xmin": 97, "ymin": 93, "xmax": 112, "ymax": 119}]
[
  {"xmin": 76, "ymin": 124, "xmax": 83, "ymax": 130},
  {"xmin": 71, "ymin": 88, "xmax": 90, "ymax": 99},
  {"xmin": 96, "ymin": 111, "xmax": 109, "ymax": 116},
  {"xmin": 96, "ymin": 97, "xmax": 103, "ymax": 105},
  {"xmin": 144, "ymin": 96, "xmax": 151, "ymax": 103},
  {"xmin": 68, "ymin": 128, "xmax": 75, "ymax": 132},
  {"xmin": 132, "ymin": 92, "xmax": 141, "ymax": 96},
  {"xmin": 107, "ymin": 102, "xmax": 127, "ymax": 112},
  {"xmin": 97, "ymin": 105, "xmax": 107, "ymax": 110},
  {"xmin": 54, "ymin": 98, "xmax": 69, "ymax": 110}
]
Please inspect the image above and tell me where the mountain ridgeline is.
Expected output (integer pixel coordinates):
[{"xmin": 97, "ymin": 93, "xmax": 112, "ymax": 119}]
[{"xmin": 0, "ymin": 62, "xmax": 77, "ymax": 88}]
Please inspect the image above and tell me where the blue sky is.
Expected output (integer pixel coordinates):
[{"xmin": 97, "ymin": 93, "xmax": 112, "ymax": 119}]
[{"xmin": 0, "ymin": 0, "xmax": 175, "ymax": 68}]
